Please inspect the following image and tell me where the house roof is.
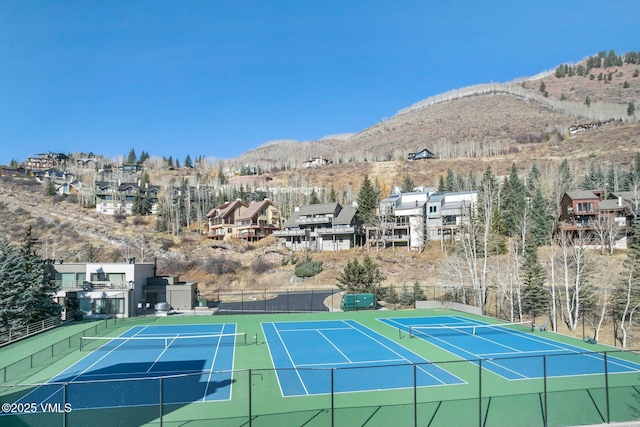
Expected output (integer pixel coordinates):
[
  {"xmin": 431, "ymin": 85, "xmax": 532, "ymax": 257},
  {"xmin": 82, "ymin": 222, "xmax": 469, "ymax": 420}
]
[
  {"xmin": 236, "ymin": 199, "xmax": 274, "ymax": 221},
  {"xmin": 598, "ymin": 199, "xmax": 627, "ymax": 211},
  {"xmin": 206, "ymin": 200, "xmax": 247, "ymax": 219},
  {"xmin": 566, "ymin": 190, "xmax": 598, "ymax": 200},
  {"xmin": 333, "ymin": 205, "xmax": 357, "ymax": 225},
  {"xmin": 297, "ymin": 202, "xmax": 339, "ymax": 216}
]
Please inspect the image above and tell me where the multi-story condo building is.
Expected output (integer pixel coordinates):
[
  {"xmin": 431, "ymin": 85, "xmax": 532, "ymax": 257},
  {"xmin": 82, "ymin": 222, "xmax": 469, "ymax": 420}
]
[
  {"xmin": 274, "ymin": 202, "xmax": 363, "ymax": 251},
  {"xmin": 367, "ymin": 191, "xmax": 478, "ymax": 251}
]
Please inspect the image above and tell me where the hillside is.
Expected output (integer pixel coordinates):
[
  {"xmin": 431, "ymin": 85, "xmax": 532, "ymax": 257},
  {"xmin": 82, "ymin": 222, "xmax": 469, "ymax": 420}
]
[{"xmin": 231, "ymin": 62, "xmax": 639, "ymax": 173}]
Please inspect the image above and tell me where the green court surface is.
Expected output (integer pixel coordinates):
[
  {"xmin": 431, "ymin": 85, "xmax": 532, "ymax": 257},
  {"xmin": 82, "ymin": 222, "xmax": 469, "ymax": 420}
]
[{"xmin": 1, "ymin": 309, "xmax": 639, "ymax": 427}]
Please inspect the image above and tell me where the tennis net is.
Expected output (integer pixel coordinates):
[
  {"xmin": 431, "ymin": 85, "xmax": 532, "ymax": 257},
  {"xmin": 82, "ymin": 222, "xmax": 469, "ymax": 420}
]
[
  {"xmin": 80, "ymin": 332, "xmax": 248, "ymax": 351},
  {"xmin": 408, "ymin": 321, "xmax": 532, "ymax": 339}
]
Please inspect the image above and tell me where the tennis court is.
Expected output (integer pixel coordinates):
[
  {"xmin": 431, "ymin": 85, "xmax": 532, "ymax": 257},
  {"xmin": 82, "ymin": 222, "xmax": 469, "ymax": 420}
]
[
  {"xmin": 382, "ymin": 315, "xmax": 640, "ymax": 380},
  {"xmin": 11, "ymin": 323, "xmax": 240, "ymax": 411},
  {"xmin": 261, "ymin": 319, "xmax": 465, "ymax": 396}
]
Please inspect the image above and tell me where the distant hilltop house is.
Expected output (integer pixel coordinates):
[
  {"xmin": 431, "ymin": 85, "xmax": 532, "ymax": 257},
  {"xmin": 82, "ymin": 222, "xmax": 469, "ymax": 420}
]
[
  {"xmin": 94, "ymin": 181, "xmax": 160, "ymax": 215},
  {"xmin": 569, "ymin": 118, "xmax": 616, "ymax": 135},
  {"xmin": 407, "ymin": 148, "xmax": 436, "ymax": 161},
  {"xmin": 302, "ymin": 157, "xmax": 332, "ymax": 168},
  {"xmin": 34, "ymin": 168, "xmax": 83, "ymax": 195},
  {"xmin": 23, "ymin": 152, "xmax": 69, "ymax": 170},
  {"xmin": 0, "ymin": 165, "xmax": 28, "ymax": 177}
]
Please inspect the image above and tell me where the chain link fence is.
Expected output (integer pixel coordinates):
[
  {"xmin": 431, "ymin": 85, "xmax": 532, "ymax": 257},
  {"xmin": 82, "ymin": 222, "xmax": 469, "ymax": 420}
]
[{"xmin": 2, "ymin": 350, "xmax": 640, "ymax": 427}]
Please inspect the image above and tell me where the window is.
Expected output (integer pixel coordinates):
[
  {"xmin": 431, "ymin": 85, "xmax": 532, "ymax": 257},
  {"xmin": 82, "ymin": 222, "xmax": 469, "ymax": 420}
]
[
  {"xmin": 93, "ymin": 298, "xmax": 124, "ymax": 315},
  {"xmin": 429, "ymin": 205, "xmax": 438, "ymax": 214}
]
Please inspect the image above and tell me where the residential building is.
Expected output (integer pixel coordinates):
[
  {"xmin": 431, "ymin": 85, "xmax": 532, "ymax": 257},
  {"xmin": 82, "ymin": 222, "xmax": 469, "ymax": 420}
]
[
  {"xmin": 94, "ymin": 181, "xmax": 160, "ymax": 215},
  {"xmin": 274, "ymin": 202, "xmax": 363, "ymax": 251},
  {"xmin": 367, "ymin": 190, "xmax": 477, "ymax": 250},
  {"xmin": 23, "ymin": 152, "xmax": 68, "ymax": 170},
  {"xmin": 367, "ymin": 192, "xmax": 428, "ymax": 250},
  {"xmin": 302, "ymin": 157, "xmax": 332, "ymax": 168},
  {"xmin": 48, "ymin": 260, "xmax": 198, "ymax": 318},
  {"xmin": 407, "ymin": 148, "xmax": 436, "ymax": 161},
  {"xmin": 235, "ymin": 199, "xmax": 282, "ymax": 241},
  {"xmin": 557, "ymin": 190, "xmax": 632, "ymax": 247},
  {"xmin": 205, "ymin": 200, "xmax": 248, "ymax": 240}
]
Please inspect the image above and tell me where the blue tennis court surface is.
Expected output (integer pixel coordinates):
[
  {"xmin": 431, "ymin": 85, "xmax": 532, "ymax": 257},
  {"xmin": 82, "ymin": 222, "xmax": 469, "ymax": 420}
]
[
  {"xmin": 382, "ymin": 316, "xmax": 640, "ymax": 380},
  {"xmin": 262, "ymin": 319, "xmax": 465, "ymax": 396},
  {"xmin": 15, "ymin": 323, "xmax": 238, "ymax": 410}
]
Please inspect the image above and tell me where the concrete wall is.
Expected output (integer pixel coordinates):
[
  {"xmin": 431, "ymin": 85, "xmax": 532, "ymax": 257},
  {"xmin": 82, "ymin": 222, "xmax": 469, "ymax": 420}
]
[{"xmin": 415, "ymin": 300, "xmax": 483, "ymax": 316}]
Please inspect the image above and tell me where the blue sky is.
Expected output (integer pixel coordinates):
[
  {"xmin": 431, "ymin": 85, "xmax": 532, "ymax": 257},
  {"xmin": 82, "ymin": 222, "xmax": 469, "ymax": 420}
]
[{"xmin": 1, "ymin": 1, "xmax": 638, "ymax": 165}]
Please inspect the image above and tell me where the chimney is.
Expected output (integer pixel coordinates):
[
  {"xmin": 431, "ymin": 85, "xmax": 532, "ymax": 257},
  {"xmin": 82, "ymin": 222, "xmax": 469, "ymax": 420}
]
[{"xmin": 618, "ymin": 196, "xmax": 623, "ymax": 206}]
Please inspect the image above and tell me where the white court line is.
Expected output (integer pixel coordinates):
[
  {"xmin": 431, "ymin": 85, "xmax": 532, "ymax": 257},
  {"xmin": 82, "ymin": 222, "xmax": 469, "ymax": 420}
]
[
  {"xmin": 317, "ymin": 330, "xmax": 352, "ymax": 363},
  {"xmin": 272, "ymin": 322, "xmax": 310, "ymax": 395}
]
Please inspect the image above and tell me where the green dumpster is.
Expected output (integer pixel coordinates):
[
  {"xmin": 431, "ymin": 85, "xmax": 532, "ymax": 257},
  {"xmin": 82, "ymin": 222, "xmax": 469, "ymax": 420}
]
[{"xmin": 341, "ymin": 293, "xmax": 376, "ymax": 311}]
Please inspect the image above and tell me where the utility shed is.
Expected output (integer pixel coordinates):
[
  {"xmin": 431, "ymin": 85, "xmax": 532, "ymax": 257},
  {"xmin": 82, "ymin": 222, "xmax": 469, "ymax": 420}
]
[{"xmin": 144, "ymin": 276, "xmax": 198, "ymax": 312}]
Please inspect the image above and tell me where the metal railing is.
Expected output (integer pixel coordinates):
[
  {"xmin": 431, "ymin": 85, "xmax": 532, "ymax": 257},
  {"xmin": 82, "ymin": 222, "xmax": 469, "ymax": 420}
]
[{"xmin": 0, "ymin": 314, "xmax": 76, "ymax": 347}]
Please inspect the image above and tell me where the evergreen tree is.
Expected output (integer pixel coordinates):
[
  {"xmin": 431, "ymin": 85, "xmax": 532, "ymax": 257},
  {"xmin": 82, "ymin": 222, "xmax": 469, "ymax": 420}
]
[
  {"xmin": 336, "ymin": 255, "xmax": 385, "ymax": 293},
  {"xmin": 127, "ymin": 148, "xmax": 137, "ymax": 165},
  {"xmin": 0, "ymin": 238, "xmax": 22, "ymax": 330},
  {"xmin": 328, "ymin": 185, "xmax": 337, "ymax": 203},
  {"xmin": 529, "ymin": 187, "xmax": 553, "ymax": 247},
  {"xmin": 526, "ymin": 162, "xmax": 541, "ymax": 193},
  {"xmin": 437, "ymin": 175, "xmax": 446, "ymax": 192},
  {"xmin": 445, "ymin": 168, "xmax": 455, "ymax": 192},
  {"xmin": 184, "ymin": 154, "xmax": 193, "ymax": 168},
  {"xmin": 466, "ymin": 171, "xmax": 477, "ymax": 191},
  {"xmin": 218, "ymin": 163, "xmax": 227, "ymax": 185},
  {"xmin": 2, "ymin": 228, "xmax": 61, "ymax": 329},
  {"xmin": 400, "ymin": 174, "xmax": 415, "ymax": 193},
  {"xmin": 309, "ymin": 189, "xmax": 320, "ymax": 204},
  {"xmin": 138, "ymin": 150, "xmax": 149, "ymax": 164},
  {"xmin": 45, "ymin": 180, "xmax": 57, "ymax": 197},
  {"xmin": 628, "ymin": 102, "xmax": 636, "ymax": 117},
  {"xmin": 356, "ymin": 175, "xmax": 378, "ymax": 225},
  {"xmin": 521, "ymin": 236, "xmax": 548, "ymax": 320},
  {"xmin": 501, "ymin": 164, "xmax": 527, "ymax": 237}
]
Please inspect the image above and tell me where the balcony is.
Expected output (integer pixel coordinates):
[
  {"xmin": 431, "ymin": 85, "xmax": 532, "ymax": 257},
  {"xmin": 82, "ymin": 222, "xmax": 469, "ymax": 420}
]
[
  {"xmin": 317, "ymin": 226, "xmax": 356, "ymax": 235},
  {"xmin": 55, "ymin": 281, "xmax": 133, "ymax": 290},
  {"xmin": 296, "ymin": 216, "xmax": 332, "ymax": 225},
  {"xmin": 274, "ymin": 229, "xmax": 308, "ymax": 237}
]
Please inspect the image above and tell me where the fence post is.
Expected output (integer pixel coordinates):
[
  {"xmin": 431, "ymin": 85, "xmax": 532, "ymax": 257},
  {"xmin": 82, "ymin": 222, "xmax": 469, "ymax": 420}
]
[
  {"xmin": 413, "ymin": 364, "xmax": 418, "ymax": 427},
  {"xmin": 159, "ymin": 376, "xmax": 163, "ymax": 427},
  {"xmin": 543, "ymin": 355, "xmax": 548, "ymax": 427},
  {"xmin": 478, "ymin": 359, "xmax": 483, "ymax": 427},
  {"xmin": 604, "ymin": 352, "xmax": 610, "ymax": 423},
  {"xmin": 331, "ymin": 368, "xmax": 334, "ymax": 427},
  {"xmin": 62, "ymin": 382, "xmax": 67, "ymax": 427},
  {"xmin": 248, "ymin": 369, "xmax": 252, "ymax": 427}
]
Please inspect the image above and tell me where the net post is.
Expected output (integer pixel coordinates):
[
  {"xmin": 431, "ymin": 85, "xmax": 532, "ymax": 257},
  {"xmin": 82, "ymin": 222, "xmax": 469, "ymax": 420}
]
[{"xmin": 80, "ymin": 337, "xmax": 83, "ymax": 352}]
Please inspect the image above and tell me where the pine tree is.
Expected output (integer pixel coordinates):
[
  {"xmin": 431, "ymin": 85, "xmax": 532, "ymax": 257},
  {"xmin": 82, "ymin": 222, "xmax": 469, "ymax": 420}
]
[
  {"xmin": 328, "ymin": 185, "xmax": 337, "ymax": 203},
  {"xmin": 184, "ymin": 154, "xmax": 193, "ymax": 168},
  {"xmin": 356, "ymin": 175, "xmax": 378, "ymax": 225},
  {"xmin": 0, "ymin": 238, "xmax": 22, "ymax": 330},
  {"xmin": 309, "ymin": 189, "xmax": 320, "ymax": 204},
  {"xmin": 445, "ymin": 168, "xmax": 455, "ymax": 192},
  {"xmin": 501, "ymin": 164, "xmax": 527, "ymax": 237},
  {"xmin": 400, "ymin": 174, "xmax": 415, "ymax": 193},
  {"xmin": 336, "ymin": 255, "xmax": 385, "ymax": 293},
  {"xmin": 127, "ymin": 148, "xmax": 137, "ymax": 165},
  {"xmin": 521, "ymin": 236, "xmax": 548, "ymax": 320},
  {"xmin": 529, "ymin": 187, "xmax": 553, "ymax": 247},
  {"xmin": 437, "ymin": 175, "xmax": 446, "ymax": 192}
]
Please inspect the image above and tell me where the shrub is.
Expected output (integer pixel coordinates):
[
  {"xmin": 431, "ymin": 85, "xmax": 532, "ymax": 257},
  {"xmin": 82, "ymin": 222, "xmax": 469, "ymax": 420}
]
[{"xmin": 294, "ymin": 257, "xmax": 323, "ymax": 278}]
